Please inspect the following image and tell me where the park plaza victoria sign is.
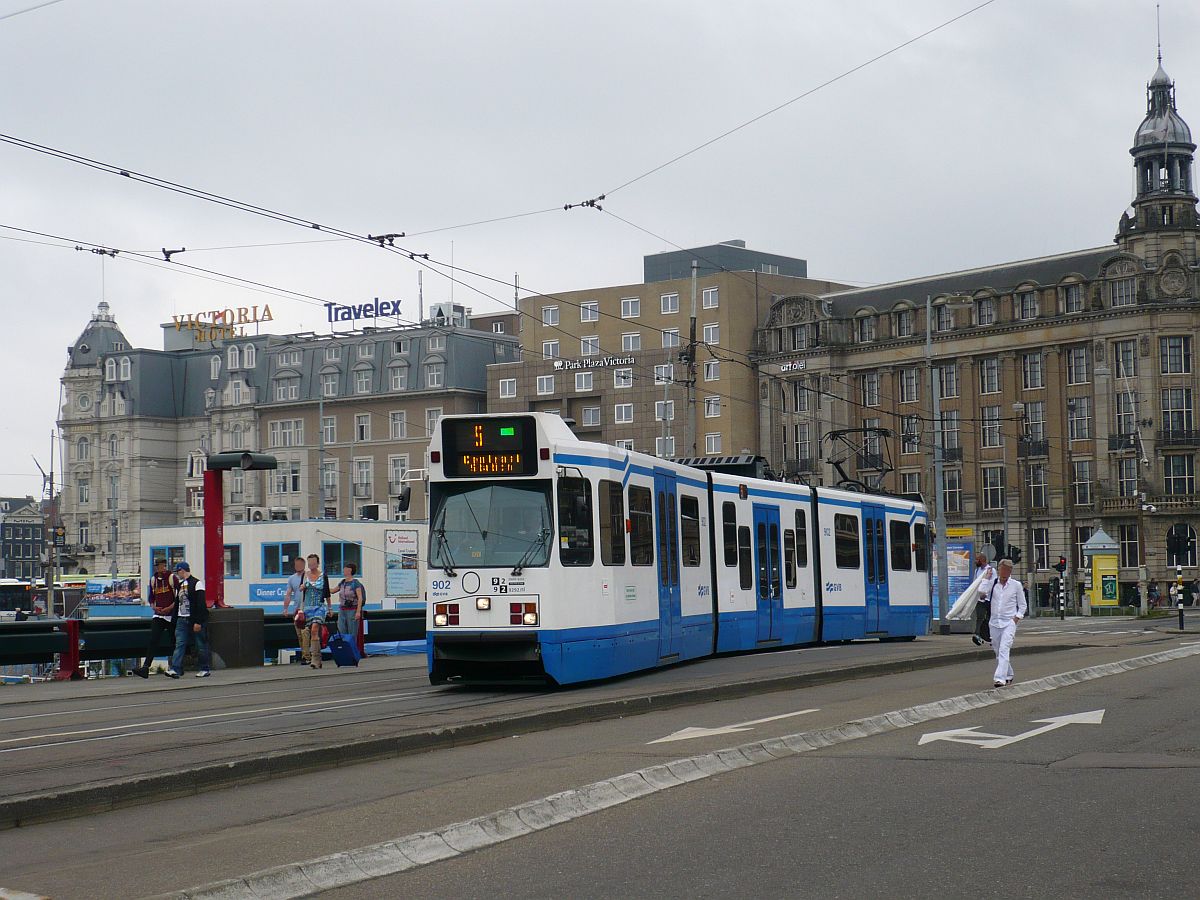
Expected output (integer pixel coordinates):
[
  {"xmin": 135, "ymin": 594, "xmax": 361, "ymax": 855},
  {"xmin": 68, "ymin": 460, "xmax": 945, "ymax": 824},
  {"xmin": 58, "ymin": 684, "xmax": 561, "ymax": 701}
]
[
  {"xmin": 173, "ymin": 305, "xmax": 274, "ymax": 341},
  {"xmin": 552, "ymin": 356, "xmax": 635, "ymax": 371}
]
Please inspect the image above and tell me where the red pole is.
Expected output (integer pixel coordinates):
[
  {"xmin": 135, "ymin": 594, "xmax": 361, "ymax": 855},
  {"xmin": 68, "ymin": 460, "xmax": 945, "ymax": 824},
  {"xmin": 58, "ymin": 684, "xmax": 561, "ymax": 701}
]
[
  {"xmin": 53, "ymin": 619, "xmax": 82, "ymax": 680},
  {"xmin": 203, "ymin": 469, "xmax": 227, "ymax": 608}
]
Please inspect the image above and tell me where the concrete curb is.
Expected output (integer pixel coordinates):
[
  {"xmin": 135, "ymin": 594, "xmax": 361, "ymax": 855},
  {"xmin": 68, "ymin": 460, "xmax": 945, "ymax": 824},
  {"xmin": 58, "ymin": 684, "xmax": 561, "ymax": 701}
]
[
  {"xmin": 0, "ymin": 641, "xmax": 1078, "ymax": 830},
  {"xmin": 153, "ymin": 641, "xmax": 1200, "ymax": 900}
]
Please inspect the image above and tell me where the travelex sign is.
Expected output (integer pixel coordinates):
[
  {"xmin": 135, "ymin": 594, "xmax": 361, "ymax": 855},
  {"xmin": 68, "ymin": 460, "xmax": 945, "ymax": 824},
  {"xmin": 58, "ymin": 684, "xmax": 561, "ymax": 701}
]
[
  {"xmin": 325, "ymin": 298, "xmax": 402, "ymax": 324},
  {"xmin": 173, "ymin": 305, "xmax": 273, "ymax": 341},
  {"xmin": 552, "ymin": 356, "xmax": 635, "ymax": 371}
]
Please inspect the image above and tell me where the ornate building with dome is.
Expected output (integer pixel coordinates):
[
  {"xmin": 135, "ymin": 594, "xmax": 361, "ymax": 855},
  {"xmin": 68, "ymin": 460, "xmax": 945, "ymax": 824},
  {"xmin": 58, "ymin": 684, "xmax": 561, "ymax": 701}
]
[{"xmin": 754, "ymin": 60, "xmax": 1200, "ymax": 609}]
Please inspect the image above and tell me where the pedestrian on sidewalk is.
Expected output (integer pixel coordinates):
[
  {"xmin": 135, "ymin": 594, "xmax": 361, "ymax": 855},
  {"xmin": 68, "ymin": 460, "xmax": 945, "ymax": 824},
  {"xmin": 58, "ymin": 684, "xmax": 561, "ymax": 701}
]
[
  {"xmin": 132, "ymin": 558, "xmax": 177, "ymax": 678},
  {"xmin": 335, "ymin": 563, "xmax": 365, "ymax": 642},
  {"xmin": 988, "ymin": 558, "xmax": 1027, "ymax": 688},
  {"xmin": 169, "ymin": 562, "xmax": 211, "ymax": 678},
  {"xmin": 301, "ymin": 554, "xmax": 331, "ymax": 669},
  {"xmin": 280, "ymin": 554, "xmax": 309, "ymax": 663},
  {"xmin": 971, "ymin": 553, "xmax": 996, "ymax": 647}
]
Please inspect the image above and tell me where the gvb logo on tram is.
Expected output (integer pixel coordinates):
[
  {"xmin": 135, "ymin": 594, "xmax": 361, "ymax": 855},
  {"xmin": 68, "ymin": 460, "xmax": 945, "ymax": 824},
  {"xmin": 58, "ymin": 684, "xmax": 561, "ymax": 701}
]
[{"xmin": 424, "ymin": 413, "xmax": 932, "ymax": 686}]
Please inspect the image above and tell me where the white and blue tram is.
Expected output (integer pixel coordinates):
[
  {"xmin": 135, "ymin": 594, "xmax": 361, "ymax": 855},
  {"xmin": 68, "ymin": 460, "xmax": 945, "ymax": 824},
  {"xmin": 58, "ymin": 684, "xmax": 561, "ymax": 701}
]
[{"xmin": 425, "ymin": 413, "xmax": 931, "ymax": 685}]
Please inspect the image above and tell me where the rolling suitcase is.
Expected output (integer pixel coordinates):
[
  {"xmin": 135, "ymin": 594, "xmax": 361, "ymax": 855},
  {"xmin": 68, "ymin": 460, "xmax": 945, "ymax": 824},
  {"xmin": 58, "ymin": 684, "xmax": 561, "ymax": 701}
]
[{"xmin": 326, "ymin": 632, "xmax": 361, "ymax": 667}]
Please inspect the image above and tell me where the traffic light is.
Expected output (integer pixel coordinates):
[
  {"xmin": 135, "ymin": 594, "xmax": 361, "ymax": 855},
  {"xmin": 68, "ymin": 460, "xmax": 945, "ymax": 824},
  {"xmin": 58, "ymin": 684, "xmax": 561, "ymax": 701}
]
[
  {"xmin": 1053, "ymin": 555, "xmax": 1067, "ymax": 574},
  {"xmin": 991, "ymin": 530, "xmax": 1006, "ymax": 561},
  {"xmin": 206, "ymin": 452, "xmax": 278, "ymax": 471},
  {"xmin": 1007, "ymin": 544, "xmax": 1022, "ymax": 564}
]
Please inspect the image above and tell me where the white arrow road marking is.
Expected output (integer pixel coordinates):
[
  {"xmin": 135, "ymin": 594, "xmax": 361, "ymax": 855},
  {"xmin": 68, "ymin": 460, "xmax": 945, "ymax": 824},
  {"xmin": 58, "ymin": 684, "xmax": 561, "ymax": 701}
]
[
  {"xmin": 649, "ymin": 709, "xmax": 819, "ymax": 744},
  {"xmin": 919, "ymin": 709, "xmax": 1105, "ymax": 749}
]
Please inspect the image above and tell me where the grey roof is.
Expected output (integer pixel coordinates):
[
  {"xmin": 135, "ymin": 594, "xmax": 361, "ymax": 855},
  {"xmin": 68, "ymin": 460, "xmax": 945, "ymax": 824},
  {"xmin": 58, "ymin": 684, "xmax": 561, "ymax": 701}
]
[
  {"xmin": 1136, "ymin": 62, "xmax": 1193, "ymax": 149},
  {"xmin": 820, "ymin": 245, "xmax": 1117, "ymax": 316},
  {"xmin": 68, "ymin": 302, "xmax": 130, "ymax": 370}
]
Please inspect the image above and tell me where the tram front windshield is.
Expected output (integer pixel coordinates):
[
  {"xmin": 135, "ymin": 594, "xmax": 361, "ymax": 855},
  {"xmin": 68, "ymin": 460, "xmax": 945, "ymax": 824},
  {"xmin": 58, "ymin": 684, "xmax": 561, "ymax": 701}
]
[{"xmin": 430, "ymin": 481, "xmax": 553, "ymax": 569}]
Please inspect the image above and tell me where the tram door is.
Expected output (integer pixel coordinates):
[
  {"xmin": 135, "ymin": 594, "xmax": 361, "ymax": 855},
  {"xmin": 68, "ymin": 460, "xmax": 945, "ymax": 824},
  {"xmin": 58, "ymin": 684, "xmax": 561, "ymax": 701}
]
[
  {"xmin": 862, "ymin": 503, "xmax": 890, "ymax": 632},
  {"xmin": 752, "ymin": 504, "xmax": 782, "ymax": 642},
  {"xmin": 653, "ymin": 471, "xmax": 682, "ymax": 658}
]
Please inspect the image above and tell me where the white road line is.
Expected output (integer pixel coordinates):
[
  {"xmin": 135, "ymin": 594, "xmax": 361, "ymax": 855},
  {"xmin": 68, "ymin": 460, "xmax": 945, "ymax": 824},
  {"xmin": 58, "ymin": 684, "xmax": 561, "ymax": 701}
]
[
  {"xmin": 649, "ymin": 709, "xmax": 819, "ymax": 744},
  {"xmin": 154, "ymin": 642, "xmax": 1200, "ymax": 900}
]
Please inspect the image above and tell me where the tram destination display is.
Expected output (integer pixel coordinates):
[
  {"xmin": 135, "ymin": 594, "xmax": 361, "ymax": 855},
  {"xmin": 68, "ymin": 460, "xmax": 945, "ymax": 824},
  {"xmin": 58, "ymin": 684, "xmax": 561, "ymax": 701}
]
[{"xmin": 443, "ymin": 417, "xmax": 539, "ymax": 477}]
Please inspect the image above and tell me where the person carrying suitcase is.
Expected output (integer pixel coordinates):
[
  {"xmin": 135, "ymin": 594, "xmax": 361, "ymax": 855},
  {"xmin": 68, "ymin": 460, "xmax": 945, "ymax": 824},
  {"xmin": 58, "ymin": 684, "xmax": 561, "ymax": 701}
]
[{"xmin": 334, "ymin": 563, "xmax": 365, "ymax": 642}]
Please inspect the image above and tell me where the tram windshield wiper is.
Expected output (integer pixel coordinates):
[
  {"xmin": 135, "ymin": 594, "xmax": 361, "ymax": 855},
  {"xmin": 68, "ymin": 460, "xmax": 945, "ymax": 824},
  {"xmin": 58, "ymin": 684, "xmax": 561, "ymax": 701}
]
[
  {"xmin": 511, "ymin": 528, "xmax": 550, "ymax": 577},
  {"xmin": 434, "ymin": 528, "xmax": 457, "ymax": 576}
]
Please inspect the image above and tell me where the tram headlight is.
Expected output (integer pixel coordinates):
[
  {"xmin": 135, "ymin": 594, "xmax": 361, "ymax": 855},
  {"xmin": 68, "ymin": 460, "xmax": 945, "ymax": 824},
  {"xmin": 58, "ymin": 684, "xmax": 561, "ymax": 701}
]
[
  {"xmin": 434, "ymin": 613, "xmax": 449, "ymax": 627},
  {"xmin": 522, "ymin": 611, "xmax": 539, "ymax": 626},
  {"xmin": 476, "ymin": 597, "xmax": 491, "ymax": 611}
]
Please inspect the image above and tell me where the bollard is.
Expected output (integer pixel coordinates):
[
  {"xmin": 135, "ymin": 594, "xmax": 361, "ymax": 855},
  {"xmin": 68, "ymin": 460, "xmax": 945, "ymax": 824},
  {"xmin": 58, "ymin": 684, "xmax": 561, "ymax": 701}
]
[{"xmin": 1180, "ymin": 601, "xmax": 1186, "ymax": 632}]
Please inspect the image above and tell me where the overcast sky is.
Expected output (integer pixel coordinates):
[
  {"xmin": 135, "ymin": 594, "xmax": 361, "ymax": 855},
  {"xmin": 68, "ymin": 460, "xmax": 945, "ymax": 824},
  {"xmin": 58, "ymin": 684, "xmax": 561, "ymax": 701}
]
[{"xmin": 0, "ymin": 0, "xmax": 1195, "ymax": 499}]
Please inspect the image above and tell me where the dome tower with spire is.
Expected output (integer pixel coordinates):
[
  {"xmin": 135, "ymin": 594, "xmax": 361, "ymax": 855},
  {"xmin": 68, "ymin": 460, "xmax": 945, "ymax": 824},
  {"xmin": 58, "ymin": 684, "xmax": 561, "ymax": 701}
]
[{"xmin": 1116, "ymin": 56, "xmax": 1200, "ymax": 264}]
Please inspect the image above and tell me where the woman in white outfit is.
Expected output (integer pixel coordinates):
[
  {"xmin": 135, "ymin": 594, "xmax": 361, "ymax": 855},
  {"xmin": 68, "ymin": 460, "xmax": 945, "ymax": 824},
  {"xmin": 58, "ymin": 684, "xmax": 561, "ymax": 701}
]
[{"xmin": 988, "ymin": 558, "xmax": 1027, "ymax": 688}]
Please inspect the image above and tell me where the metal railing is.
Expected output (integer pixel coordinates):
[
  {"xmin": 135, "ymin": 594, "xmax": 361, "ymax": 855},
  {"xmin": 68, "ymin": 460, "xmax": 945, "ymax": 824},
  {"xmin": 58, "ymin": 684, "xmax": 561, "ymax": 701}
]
[
  {"xmin": 1108, "ymin": 433, "xmax": 1138, "ymax": 451},
  {"xmin": 352, "ymin": 483, "xmax": 372, "ymax": 498},
  {"xmin": 1155, "ymin": 429, "xmax": 1200, "ymax": 447},
  {"xmin": 1017, "ymin": 439, "xmax": 1049, "ymax": 458}
]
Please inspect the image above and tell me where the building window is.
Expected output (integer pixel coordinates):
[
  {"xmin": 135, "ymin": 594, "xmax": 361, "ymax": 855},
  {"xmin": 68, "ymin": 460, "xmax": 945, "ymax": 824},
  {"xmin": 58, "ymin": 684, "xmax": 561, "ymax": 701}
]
[
  {"xmin": 541, "ymin": 306, "xmax": 559, "ymax": 326},
  {"xmin": 1117, "ymin": 457, "xmax": 1138, "ymax": 498},
  {"xmin": 77, "ymin": 479, "xmax": 90, "ymax": 504},
  {"xmin": 268, "ymin": 419, "xmax": 303, "ymax": 448},
  {"xmin": 1017, "ymin": 291, "xmax": 1038, "ymax": 319},
  {"xmin": 226, "ymin": 344, "xmax": 242, "ymax": 371},
  {"xmin": 655, "ymin": 400, "xmax": 675, "ymax": 421},
  {"xmin": 581, "ymin": 301, "xmax": 599, "ymax": 323},
  {"xmin": 938, "ymin": 364, "xmax": 958, "ymax": 399},
  {"xmin": 499, "ymin": 378, "xmax": 516, "ymax": 399},
  {"xmin": 976, "ymin": 298, "xmax": 996, "ymax": 326},
  {"xmin": 1020, "ymin": 352, "xmax": 1044, "ymax": 391},
  {"xmin": 210, "ymin": 356, "xmax": 221, "ymax": 380},
  {"xmin": 660, "ymin": 293, "xmax": 679, "ymax": 314},
  {"xmin": 859, "ymin": 373, "xmax": 879, "ymax": 407},
  {"xmin": 1063, "ymin": 283, "xmax": 1084, "ymax": 313},
  {"xmin": 1167, "ymin": 524, "xmax": 1198, "ymax": 567},
  {"xmin": 426, "ymin": 407, "xmax": 442, "ymax": 435},
  {"xmin": 242, "ymin": 344, "xmax": 256, "ymax": 367},
  {"xmin": 274, "ymin": 377, "xmax": 300, "ymax": 401},
  {"xmin": 704, "ymin": 396, "xmax": 721, "ymax": 418},
  {"xmin": 1163, "ymin": 454, "xmax": 1195, "ymax": 495},
  {"xmin": 321, "ymin": 415, "xmax": 336, "ymax": 445},
  {"xmin": 492, "ymin": 322, "xmax": 504, "ymax": 334},
  {"xmin": 934, "ymin": 304, "xmax": 954, "ymax": 332},
  {"xmin": 353, "ymin": 459, "xmax": 372, "ymax": 497},
  {"xmin": 976, "ymin": 357, "xmax": 999, "ymax": 395},
  {"xmin": 1109, "ymin": 277, "xmax": 1136, "ymax": 308},
  {"xmin": 1114, "ymin": 339, "xmax": 1137, "ymax": 378},
  {"xmin": 261, "ymin": 541, "xmax": 302, "ymax": 577},
  {"xmin": 702, "ymin": 323, "xmax": 719, "ymax": 345},
  {"xmin": 358, "ymin": 343, "xmax": 374, "ymax": 359},
  {"xmin": 319, "ymin": 372, "xmax": 337, "ymax": 398},
  {"xmin": 1029, "ymin": 462, "xmax": 1047, "ymax": 508},
  {"xmin": 581, "ymin": 336, "xmax": 599, "ymax": 356},
  {"xmin": 615, "ymin": 439, "xmax": 634, "ymax": 451},
  {"xmin": 424, "ymin": 363, "xmax": 444, "ymax": 388},
  {"xmin": 1068, "ymin": 397, "xmax": 1093, "ymax": 440},
  {"xmin": 901, "ymin": 415, "xmax": 920, "ymax": 454},
  {"xmin": 389, "ymin": 410, "xmax": 407, "ymax": 440},
  {"xmin": 654, "ymin": 364, "xmax": 673, "ymax": 385},
  {"xmin": 943, "ymin": 468, "xmax": 962, "ymax": 513},
  {"xmin": 981, "ymin": 465, "xmax": 1005, "ymax": 510},
  {"xmin": 614, "ymin": 403, "xmax": 634, "ymax": 424},
  {"xmin": 230, "ymin": 423, "xmax": 246, "ymax": 450},
  {"xmin": 105, "ymin": 358, "xmax": 116, "ymax": 381},
  {"xmin": 894, "ymin": 309, "xmax": 913, "ymax": 337},
  {"xmin": 899, "ymin": 368, "xmax": 919, "ymax": 403},
  {"xmin": 1022, "ymin": 401, "xmax": 1045, "ymax": 441},
  {"xmin": 394, "ymin": 339, "xmax": 410, "ymax": 355},
  {"xmin": 1115, "ymin": 391, "xmax": 1138, "ymax": 435},
  {"xmin": 542, "ymin": 341, "xmax": 560, "ymax": 359},
  {"xmin": 354, "ymin": 413, "xmax": 370, "ymax": 442},
  {"xmin": 789, "ymin": 325, "xmax": 809, "ymax": 350},
  {"xmin": 575, "ymin": 371, "xmax": 593, "ymax": 392},
  {"xmin": 582, "ymin": 406, "xmax": 600, "ymax": 426},
  {"xmin": 940, "ymin": 409, "xmax": 960, "ymax": 450},
  {"xmin": 1072, "ymin": 459, "xmax": 1093, "ymax": 506},
  {"xmin": 856, "ymin": 316, "xmax": 876, "ymax": 342},
  {"xmin": 355, "ymin": 369, "xmax": 372, "ymax": 394},
  {"xmin": 705, "ymin": 432, "xmax": 722, "ymax": 454},
  {"xmin": 621, "ymin": 297, "xmax": 640, "ymax": 318},
  {"xmin": 704, "ymin": 360, "xmax": 720, "ymax": 381},
  {"xmin": 278, "ymin": 350, "xmax": 301, "ymax": 368},
  {"xmin": 1160, "ymin": 336, "xmax": 1193, "ymax": 374},
  {"xmin": 272, "ymin": 461, "xmax": 301, "ymax": 495},
  {"xmin": 702, "ymin": 287, "xmax": 719, "ymax": 309},
  {"xmin": 621, "ymin": 332, "xmax": 641, "ymax": 352},
  {"xmin": 388, "ymin": 455, "xmax": 408, "ymax": 493},
  {"xmin": 1033, "ymin": 527, "xmax": 1050, "ymax": 570},
  {"xmin": 662, "ymin": 328, "xmax": 680, "ymax": 349},
  {"xmin": 901, "ymin": 471, "xmax": 920, "ymax": 497},
  {"xmin": 655, "ymin": 436, "xmax": 676, "ymax": 458},
  {"xmin": 1161, "ymin": 388, "xmax": 1193, "ymax": 433},
  {"xmin": 324, "ymin": 346, "xmax": 341, "ymax": 362},
  {"xmin": 536, "ymin": 375, "xmax": 555, "ymax": 396},
  {"xmin": 614, "ymin": 368, "xmax": 633, "ymax": 389},
  {"xmin": 1066, "ymin": 345, "xmax": 1089, "ymax": 384},
  {"xmin": 980, "ymin": 406, "xmax": 1001, "ymax": 448},
  {"xmin": 118, "ymin": 357, "xmax": 131, "ymax": 380},
  {"xmin": 389, "ymin": 366, "xmax": 408, "ymax": 391},
  {"xmin": 1119, "ymin": 523, "xmax": 1139, "ymax": 568},
  {"xmin": 427, "ymin": 334, "xmax": 446, "ymax": 353},
  {"xmin": 76, "ymin": 437, "xmax": 90, "ymax": 461}
]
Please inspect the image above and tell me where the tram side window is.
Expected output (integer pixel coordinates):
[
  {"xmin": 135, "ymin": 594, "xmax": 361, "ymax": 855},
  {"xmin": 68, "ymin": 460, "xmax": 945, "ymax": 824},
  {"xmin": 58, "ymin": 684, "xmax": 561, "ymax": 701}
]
[
  {"xmin": 557, "ymin": 477, "xmax": 594, "ymax": 567},
  {"xmin": 795, "ymin": 510, "xmax": 808, "ymax": 567},
  {"xmin": 783, "ymin": 529, "xmax": 797, "ymax": 588},
  {"xmin": 890, "ymin": 521, "xmax": 912, "ymax": 571},
  {"xmin": 629, "ymin": 485, "xmax": 654, "ymax": 566},
  {"xmin": 722, "ymin": 502, "xmax": 738, "ymax": 567},
  {"xmin": 914, "ymin": 523, "xmax": 929, "ymax": 572},
  {"xmin": 598, "ymin": 479, "xmax": 626, "ymax": 566},
  {"xmin": 680, "ymin": 495, "xmax": 701, "ymax": 567},
  {"xmin": 834, "ymin": 514, "xmax": 860, "ymax": 569},
  {"xmin": 737, "ymin": 525, "xmax": 752, "ymax": 590}
]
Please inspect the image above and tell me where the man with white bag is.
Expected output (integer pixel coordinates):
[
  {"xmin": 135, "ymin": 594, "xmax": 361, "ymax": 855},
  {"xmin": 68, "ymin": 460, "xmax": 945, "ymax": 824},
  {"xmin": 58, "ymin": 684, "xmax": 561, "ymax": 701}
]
[{"xmin": 988, "ymin": 558, "xmax": 1027, "ymax": 688}]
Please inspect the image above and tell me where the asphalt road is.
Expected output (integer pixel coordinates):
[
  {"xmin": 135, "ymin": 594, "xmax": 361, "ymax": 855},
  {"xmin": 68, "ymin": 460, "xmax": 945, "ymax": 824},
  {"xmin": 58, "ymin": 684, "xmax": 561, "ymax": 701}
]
[{"xmin": 0, "ymin": 622, "xmax": 1191, "ymax": 899}]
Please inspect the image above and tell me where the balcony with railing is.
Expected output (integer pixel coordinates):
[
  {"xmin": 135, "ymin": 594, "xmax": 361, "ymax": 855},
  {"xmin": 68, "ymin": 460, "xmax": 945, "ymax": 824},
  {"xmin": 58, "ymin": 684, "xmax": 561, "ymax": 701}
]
[
  {"xmin": 1099, "ymin": 495, "xmax": 1140, "ymax": 513},
  {"xmin": 321, "ymin": 486, "xmax": 338, "ymax": 501},
  {"xmin": 1108, "ymin": 433, "xmax": 1138, "ymax": 452},
  {"xmin": 1147, "ymin": 493, "xmax": 1200, "ymax": 510},
  {"xmin": 1155, "ymin": 429, "xmax": 1200, "ymax": 448},
  {"xmin": 784, "ymin": 458, "xmax": 816, "ymax": 476},
  {"xmin": 941, "ymin": 446, "xmax": 963, "ymax": 462},
  {"xmin": 1017, "ymin": 439, "xmax": 1049, "ymax": 458},
  {"xmin": 388, "ymin": 481, "xmax": 408, "ymax": 495},
  {"xmin": 352, "ymin": 482, "xmax": 372, "ymax": 499},
  {"xmin": 106, "ymin": 497, "xmax": 119, "ymax": 510},
  {"xmin": 856, "ymin": 452, "xmax": 885, "ymax": 471}
]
